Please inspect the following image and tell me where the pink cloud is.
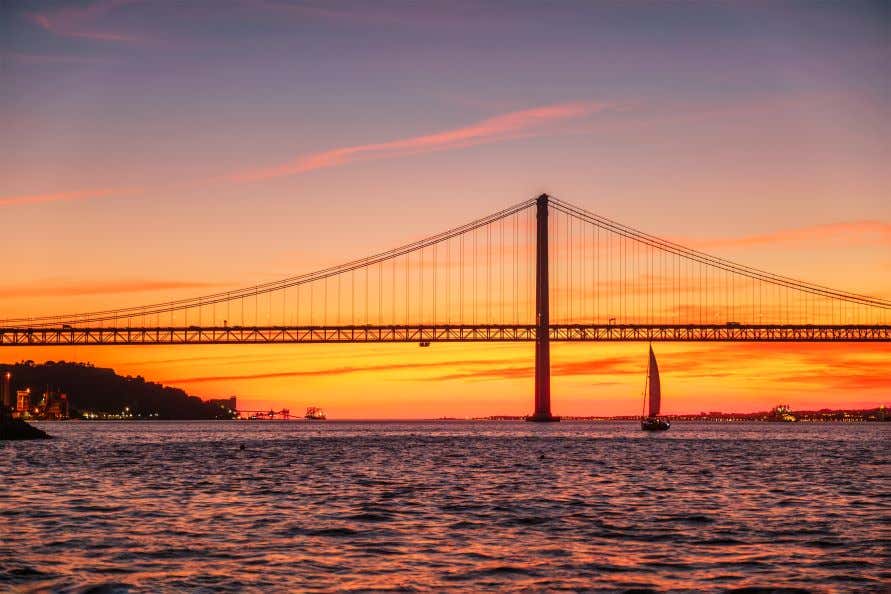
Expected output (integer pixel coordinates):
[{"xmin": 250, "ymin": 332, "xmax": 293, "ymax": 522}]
[
  {"xmin": 0, "ymin": 280, "xmax": 225, "ymax": 299},
  {"xmin": 687, "ymin": 221, "xmax": 891, "ymax": 249},
  {"xmin": 245, "ymin": 0, "xmax": 499, "ymax": 29},
  {"xmin": 232, "ymin": 101, "xmax": 608, "ymax": 181},
  {"xmin": 0, "ymin": 188, "xmax": 132, "ymax": 208},
  {"xmin": 3, "ymin": 52, "xmax": 117, "ymax": 65},
  {"xmin": 26, "ymin": 0, "xmax": 143, "ymax": 43},
  {"xmin": 245, "ymin": 0, "xmax": 407, "ymax": 25}
]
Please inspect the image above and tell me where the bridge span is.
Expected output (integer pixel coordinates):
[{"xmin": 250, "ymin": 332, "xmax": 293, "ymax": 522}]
[
  {"xmin": 2, "ymin": 324, "xmax": 890, "ymax": 346},
  {"xmin": 3, "ymin": 194, "xmax": 890, "ymax": 420}
]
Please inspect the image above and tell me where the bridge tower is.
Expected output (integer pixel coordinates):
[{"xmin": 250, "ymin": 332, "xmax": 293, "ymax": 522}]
[{"xmin": 527, "ymin": 193, "xmax": 560, "ymax": 422}]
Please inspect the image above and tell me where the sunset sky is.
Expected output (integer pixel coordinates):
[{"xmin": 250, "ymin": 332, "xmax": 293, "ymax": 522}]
[{"xmin": 2, "ymin": 1, "xmax": 889, "ymax": 417}]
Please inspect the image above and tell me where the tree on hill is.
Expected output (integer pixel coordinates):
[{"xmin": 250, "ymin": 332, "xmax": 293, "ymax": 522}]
[{"xmin": 0, "ymin": 361, "xmax": 234, "ymax": 420}]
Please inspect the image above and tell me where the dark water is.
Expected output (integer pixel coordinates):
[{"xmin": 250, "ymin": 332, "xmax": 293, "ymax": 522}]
[{"xmin": 1, "ymin": 421, "xmax": 888, "ymax": 592}]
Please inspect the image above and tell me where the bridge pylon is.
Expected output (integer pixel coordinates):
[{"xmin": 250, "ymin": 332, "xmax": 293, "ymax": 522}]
[{"xmin": 527, "ymin": 193, "xmax": 560, "ymax": 422}]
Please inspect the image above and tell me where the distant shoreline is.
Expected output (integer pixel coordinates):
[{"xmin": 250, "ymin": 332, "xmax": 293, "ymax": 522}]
[{"xmin": 30, "ymin": 415, "xmax": 889, "ymax": 424}]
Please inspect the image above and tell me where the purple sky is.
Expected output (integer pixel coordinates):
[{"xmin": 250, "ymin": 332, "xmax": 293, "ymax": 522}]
[
  {"xmin": 3, "ymin": 0, "xmax": 888, "ymax": 318},
  {"xmin": 1, "ymin": 1, "xmax": 889, "ymax": 415}
]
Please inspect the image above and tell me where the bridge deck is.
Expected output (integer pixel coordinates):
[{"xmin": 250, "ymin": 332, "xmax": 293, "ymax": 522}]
[{"xmin": 1, "ymin": 324, "xmax": 889, "ymax": 345}]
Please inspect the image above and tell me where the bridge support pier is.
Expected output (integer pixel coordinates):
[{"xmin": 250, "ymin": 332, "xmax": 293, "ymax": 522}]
[{"xmin": 527, "ymin": 194, "xmax": 560, "ymax": 422}]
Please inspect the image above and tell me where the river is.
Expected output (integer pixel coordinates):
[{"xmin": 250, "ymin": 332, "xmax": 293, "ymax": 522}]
[{"xmin": 1, "ymin": 421, "xmax": 888, "ymax": 592}]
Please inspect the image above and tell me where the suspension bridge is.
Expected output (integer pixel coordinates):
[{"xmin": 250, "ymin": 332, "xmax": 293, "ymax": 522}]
[{"xmin": 2, "ymin": 195, "xmax": 889, "ymax": 420}]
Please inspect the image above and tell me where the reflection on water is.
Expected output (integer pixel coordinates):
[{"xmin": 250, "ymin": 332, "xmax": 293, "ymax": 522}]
[{"xmin": 1, "ymin": 421, "xmax": 888, "ymax": 592}]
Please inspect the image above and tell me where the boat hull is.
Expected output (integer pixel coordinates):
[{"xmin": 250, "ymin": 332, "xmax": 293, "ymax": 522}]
[{"xmin": 641, "ymin": 417, "xmax": 670, "ymax": 431}]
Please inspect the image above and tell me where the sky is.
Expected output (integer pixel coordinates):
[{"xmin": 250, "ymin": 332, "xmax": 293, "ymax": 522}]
[{"xmin": 1, "ymin": 0, "xmax": 889, "ymax": 417}]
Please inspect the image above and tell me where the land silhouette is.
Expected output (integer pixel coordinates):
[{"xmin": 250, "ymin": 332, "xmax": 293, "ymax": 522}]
[{"xmin": 1, "ymin": 361, "xmax": 235, "ymax": 420}]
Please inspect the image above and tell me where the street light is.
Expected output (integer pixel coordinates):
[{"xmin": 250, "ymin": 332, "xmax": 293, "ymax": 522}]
[{"xmin": 1, "ymin": 372, "xmax": 9, "ymax": 414}]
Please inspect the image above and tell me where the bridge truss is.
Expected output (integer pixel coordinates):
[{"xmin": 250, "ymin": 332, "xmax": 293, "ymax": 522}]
[{"xmin": 2, "ymin": 324, "xmax": 889, "ymax": 346}]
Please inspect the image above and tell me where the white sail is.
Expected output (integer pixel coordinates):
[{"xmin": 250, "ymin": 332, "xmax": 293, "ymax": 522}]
[{"xmin": 648, "ymin": 345, "xmax": 661, "ymax": 417}]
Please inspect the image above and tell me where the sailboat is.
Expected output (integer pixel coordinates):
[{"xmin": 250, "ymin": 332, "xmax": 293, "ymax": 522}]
[{"xmin": 641, "ymin": 345, "xmax": 670, "ymax": 431}]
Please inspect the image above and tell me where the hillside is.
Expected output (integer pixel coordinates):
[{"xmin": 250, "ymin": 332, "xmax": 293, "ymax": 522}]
[{"xmin": 1, "ymin": 361, "xmax": 235, "ymax": 420}]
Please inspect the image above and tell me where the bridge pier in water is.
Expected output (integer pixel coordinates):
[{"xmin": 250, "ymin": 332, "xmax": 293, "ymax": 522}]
[{"xmin": 527, "ymin": 194, "xmax": 560, "ymax": 422}]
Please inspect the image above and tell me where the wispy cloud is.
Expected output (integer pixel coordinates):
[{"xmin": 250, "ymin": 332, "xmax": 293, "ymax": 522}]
[
  {"xmin": 246, "ymin": 0, "xmax": 495, "ymax": 28},
  {"xmin": 430, "ymin": 355, "xmax": 640, "ymax": 382},
  {"xmin": 232, "ymin": 101, "xmax": 608, "ymax": 181},
  {"xmin": 158, "ymin": 343, "xmax": 890, "ymax": 402},
  {"xmin": 26, "ymin": 0, "xmax": 144, "ymax": 43},
  {"xmin": 170, "ymin": 357, "xmax": 636, "ymax": 386},
  {"xmin": 427, "ymin": 344, "xmax": 891, "ymax": 385},
  {"xmin": 0, "ymin": 188, "xmax": 132, "ymax": 208},
  {"xmin": 2, "ymin": 52, "xmax": 117, "ymax": 65},
  {"xmin": 782, "ymin": 371, "xmax": 891, "ymax": 391},
  {"xmin": 245, "ymin": 0, "xmax": 407, "ymax": 25},
  {"xmin": 163, "ymin": 357, "xmax": 519, "ymax": 384},
  {"xmin": 687, "ymin": 221, "xmax": 891, "ymax": 249},
  {"xmin": 0, "ymin": 280, "xmax": 225, "ymax": 299}
]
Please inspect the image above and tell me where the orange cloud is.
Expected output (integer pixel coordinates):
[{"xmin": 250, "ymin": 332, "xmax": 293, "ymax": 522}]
[
  {"xmin": 782, "ymin": 372, "xmax": 891, "ymax": 391},
  {"xmin": 430, "ymin": 355, "xmax": 641, "ymax": 382},
  {"xmin": 427, "ymin": 343, "xmax": 891, "ymax": 390},
  {"xmin": 687, "ymin": 221, "xmax": 891, "ymax": 249},
  {"xmin": 156, "ymin": 343, "xmax": 891, "ymax": 389},
  {"xmin": 0, "ymin": 188, "xmax": 130, "ymax": 208},
  {"xmin": 643, "ymin": 344, "xmax": 891, "ymax": 395},
  {"xmin": 162, "ymin": 357, "xmax": 518, "ymax": 384},
  {"xmin": 0, "ymin": 280, "xmax": 225, "ymax": 299},
  {"xmin": 232, "ymin": 101, "xmax": 608, "ymax": 181}
]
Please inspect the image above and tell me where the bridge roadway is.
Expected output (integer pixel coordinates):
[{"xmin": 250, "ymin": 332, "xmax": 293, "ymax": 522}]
[{"xmin": 1, "ymin": 324, "xmax": 890, "ymax": 346}]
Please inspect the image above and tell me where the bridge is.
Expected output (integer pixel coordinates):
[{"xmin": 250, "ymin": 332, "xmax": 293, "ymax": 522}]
[{"xmin": 2, "ymin": 195, "xmax": 889, "ymax": 420}]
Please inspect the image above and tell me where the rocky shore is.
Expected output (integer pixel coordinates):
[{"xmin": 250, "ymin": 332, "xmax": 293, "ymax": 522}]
[{"xmin": 0, "ymin": 417, "xmax": 52, "ymax": 440}]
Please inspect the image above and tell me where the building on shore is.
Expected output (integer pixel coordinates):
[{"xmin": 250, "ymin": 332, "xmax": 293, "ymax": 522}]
[
  {"xmin": 768, "ymin": 404, "xmax": 797, "ymax": 422},
  {"xmin": 11, "ymin": 388, "xmax": 70, "ymax": 420},
  {"xmin": 39, "ymin": 390, "xmax": 69, "ymax": 420},
  {"xmin": 16, "ymin": 389, "xmax": 31, "ymax": 417},
  {"xmin": 207, "ymin": 396, "xmax": 237, "ymax": 416}
]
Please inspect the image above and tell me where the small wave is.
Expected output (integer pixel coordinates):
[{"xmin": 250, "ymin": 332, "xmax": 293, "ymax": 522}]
[
  {"xmin": 814, "ymin": 559, "xmax": 873, "ymax": 569},
  {"xmin": 503, "ymin": 516, "xmax": 552, "ymax": 526},
  {"xmin": 533, "ymin": 547, "xmax": 572, "ymax": 558},
  {"xmin": 148, "ymin": 547, "xmax": 208, "ymax": 559},
  {"xmin": 448, "ymin": 520, "xmax": 481, "ymax": 529},
  {"xmin": 345, "ymin": 512, "xmax": 393, "ymax": 522},
  {"xmin": 78, "ymin": 583, "xmax": 132, "ymax": 594},
  {"xmin": 582, "ymin": 563, "xmax": 635, "ymax": 573},
  {"xmin": 357, "ymin": 546, "xmax": 404, "ymax": 556},
  {"xmin": 724, "ymin": 586, "xmax": 811, "ymax": 594},
  {"xmin": 654, "ymin": 514, "xmax": 715, "ymax": 524},
  {"xmin": 442, "ymin": 565, "xmax": 542, "ymax": 581},
  {"xmin": 806, "ymin": 538, "xmax": 844, "ymax": 548},
  {"xmin": 701, "ymin": 537, "xmax": 744, "ymax": 546},
  {"xmin": 379, "ymin": 487, "xmax": 417, "ymax": 499},
  {"xmin": 458, "ymin": 551, "xmax": 495, "ymax": 561},
  {"xmin": 4, "ymin": 566, "xmax": 48, "ymax": 579},
  {"xmin": 306, "ymin": 527, "xmax": 360, "ymax": 537}
]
